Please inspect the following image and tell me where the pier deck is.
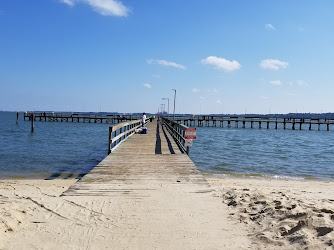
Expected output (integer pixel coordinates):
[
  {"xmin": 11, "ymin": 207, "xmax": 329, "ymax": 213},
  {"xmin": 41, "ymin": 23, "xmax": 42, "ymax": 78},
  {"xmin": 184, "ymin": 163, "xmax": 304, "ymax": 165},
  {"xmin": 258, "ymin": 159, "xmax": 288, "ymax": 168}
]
[{"xmin": 62, "ymin": 120, "xmax": 250, "ymax": 248}]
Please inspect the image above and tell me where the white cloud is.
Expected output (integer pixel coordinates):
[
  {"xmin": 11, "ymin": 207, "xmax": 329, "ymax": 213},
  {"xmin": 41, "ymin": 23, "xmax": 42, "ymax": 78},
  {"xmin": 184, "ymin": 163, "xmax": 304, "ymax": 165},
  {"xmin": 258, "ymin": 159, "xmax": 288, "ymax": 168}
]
[
  {"xmin": 297, "ymin": 80, "xmax": 308, "ymax": 86},
  {"xmin": 201, "ymin": 56, "xmax": 241, "ymax": 72},
  {"xmin": 265, "ymin": 24, "xmax": 276, "ymax": 30},
  {"xmin": 269, "ymin": 80, "xmax": 282, "ymax": 86},
  {"xmin": 208, "ymin": 88, "xmax": 218, "ymax": 93},
  {"xmin": 260, "ymin": 96, "xmax": 269, "ymax": 100},
  {"xmin": 143, "ymin": 83, "xmax": 151, "ymax": 89},
  {"xmin": 260, "ymin": 59, "xmax": 289, "ymax": 70},
  {"xmin": 216, "ymin": 100, "xmax": 222, "ymax": 104},
  {"xmin": 192, "ymin": 88, "xmax": 200, "ymax": 93},
  {"xmin": 60, "ymin": 0, "xmax": 74, "ymax": 6},
  {"xmin": 59, "ymin": 0, "xmax": 129, "ymax": 17},
  {"xmin": 287, "ymin": 80, "xmax": 309, "ymax": 87},
  {"xmin": 147, "ymin": 59, "xmax": 186, "ymax": 70},
  {"xmin": 200, "ymin": 96, "xmax": 205, "ymax": 101},
  {"xmin": 152, "ymin": 74, "xmax": 160, "ymax": 79}
]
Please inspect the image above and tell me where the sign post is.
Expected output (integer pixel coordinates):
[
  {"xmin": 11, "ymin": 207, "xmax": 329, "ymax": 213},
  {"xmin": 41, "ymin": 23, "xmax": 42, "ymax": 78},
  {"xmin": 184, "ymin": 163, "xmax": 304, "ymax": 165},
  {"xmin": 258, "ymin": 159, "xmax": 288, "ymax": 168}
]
[{"xmin": 184, "ymin": 128, "xmax": 196, "ymax": 155}]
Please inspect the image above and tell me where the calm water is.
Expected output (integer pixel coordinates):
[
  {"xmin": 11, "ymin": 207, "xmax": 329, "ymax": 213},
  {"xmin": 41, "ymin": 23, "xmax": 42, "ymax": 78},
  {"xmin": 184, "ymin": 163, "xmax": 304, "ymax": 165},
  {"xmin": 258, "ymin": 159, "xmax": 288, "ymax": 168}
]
[
  {"xmin": 190, "ymin": 125, "xmax": 334, "ymax": 180},
  {"xmin": 0, "ymin": 111, "xmax": 110, "ymax": 179},
  {"xmin": 1, "ymin": 111, "xmax": 334, "ymax": 180}
]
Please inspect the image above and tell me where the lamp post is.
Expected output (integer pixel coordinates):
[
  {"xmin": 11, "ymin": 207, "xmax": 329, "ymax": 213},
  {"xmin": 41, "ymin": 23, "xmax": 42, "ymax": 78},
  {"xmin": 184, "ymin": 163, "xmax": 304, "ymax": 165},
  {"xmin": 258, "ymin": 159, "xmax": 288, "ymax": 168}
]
[
  {"xmin": 162, "ymin": 98, "xmax": 169, "ymax": 116},
  {"xmin": 172, "ymin": 89, "xmax": 176, "ymax": 120},
  {"xmin": 160, "ymin": 104, "xmax": 165, "ymax": 114}
]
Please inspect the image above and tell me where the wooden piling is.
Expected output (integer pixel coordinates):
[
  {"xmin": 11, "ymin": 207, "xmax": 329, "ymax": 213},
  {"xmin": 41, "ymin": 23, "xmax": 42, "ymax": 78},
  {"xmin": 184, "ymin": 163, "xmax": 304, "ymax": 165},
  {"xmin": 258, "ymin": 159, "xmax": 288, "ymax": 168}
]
[
  {"xmin": 16, "ymin": 112, "xmax": 19, "ymax": 124},
  {"xmin": 30, "ymin": 113, "xmax": 34, "ymax": 133}
]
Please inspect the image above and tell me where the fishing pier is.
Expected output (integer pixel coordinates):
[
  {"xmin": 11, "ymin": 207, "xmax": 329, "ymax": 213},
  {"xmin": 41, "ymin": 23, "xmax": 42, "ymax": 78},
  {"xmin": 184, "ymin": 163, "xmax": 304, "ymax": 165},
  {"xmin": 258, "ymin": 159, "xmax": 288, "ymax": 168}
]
[
  {"xmin": 63, "ymin": 117, "xmax": 195, "ymax": 197},
  {"xmin": 23, "ymin": 112, "xmax": 141, "ymax": 123},
  {"xmin": 60, "ymin": 117, "xmax": 246, "ymax": 248},
  {"xmin": 23, "ymin": 112, "xmax": 334, "ymax": 131},
  {"xmin": 172, "ymin": 115, "xmax": 334, "ymax": 131}
]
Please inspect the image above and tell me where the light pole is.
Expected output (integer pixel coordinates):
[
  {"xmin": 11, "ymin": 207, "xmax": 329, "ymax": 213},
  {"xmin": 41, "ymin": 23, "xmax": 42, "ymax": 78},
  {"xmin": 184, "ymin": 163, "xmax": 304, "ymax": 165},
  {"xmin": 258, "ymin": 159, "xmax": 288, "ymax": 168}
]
[
  {"xmin": 172, "ymin": 89, "xmax": 176, "ymax": 120},
  {"xmin": 162, "ymin": 98, "xmax": 169, "ymax": 116},
  {"xmin": 160, "ymin": 104, "xmax": 165, "ymax": 114}
]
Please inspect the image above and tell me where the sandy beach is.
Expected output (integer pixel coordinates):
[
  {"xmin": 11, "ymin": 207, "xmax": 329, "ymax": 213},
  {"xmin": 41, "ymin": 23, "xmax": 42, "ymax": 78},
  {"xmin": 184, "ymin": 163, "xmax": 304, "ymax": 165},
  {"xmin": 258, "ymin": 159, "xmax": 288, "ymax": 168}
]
[
  {"xmin": 0, "ymin": 177, "xmax": 333, "ymax": 249},
  {"xmin": 208, "ymin": 177, "xmax": 334, "ymax": 249}
]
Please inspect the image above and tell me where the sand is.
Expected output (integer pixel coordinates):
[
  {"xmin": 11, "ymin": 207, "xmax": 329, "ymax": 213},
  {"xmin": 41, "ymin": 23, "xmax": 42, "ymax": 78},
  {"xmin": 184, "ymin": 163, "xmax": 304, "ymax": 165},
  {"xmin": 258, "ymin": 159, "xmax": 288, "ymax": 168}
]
[
  {"xmin": 0, "ymin": 177, "xmax": 333, "ymax": 249},
  {"xmin": 207, "ymin": 177, "xmax": 334, "ymax": 249}
]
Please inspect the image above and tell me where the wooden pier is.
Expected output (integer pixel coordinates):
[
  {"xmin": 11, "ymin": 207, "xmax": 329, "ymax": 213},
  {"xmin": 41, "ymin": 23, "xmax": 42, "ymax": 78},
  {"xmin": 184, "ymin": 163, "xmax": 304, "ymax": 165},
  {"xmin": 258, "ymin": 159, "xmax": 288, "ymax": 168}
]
[
  {"xmin": 23, "ymin": 112, "xmax": 141, "ymax": 123},
  {"xmin": 61, "ymin": 118, "xmax": 250, "ymax": 248},
  {"xmin": 171, "ymin": 115, "xmax": 334, "ymax": 131},
  {"xmin": 23, "ymin": 112, "xmax": 334, "ymax": 131}
]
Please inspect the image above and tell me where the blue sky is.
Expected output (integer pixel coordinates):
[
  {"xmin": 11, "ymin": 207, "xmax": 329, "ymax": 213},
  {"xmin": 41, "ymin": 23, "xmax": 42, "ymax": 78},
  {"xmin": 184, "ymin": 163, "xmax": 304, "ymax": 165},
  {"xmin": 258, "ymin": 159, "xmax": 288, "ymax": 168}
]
[{"xmin": 1, "ymin": 0, "xmax": 334, "ymax": 114}]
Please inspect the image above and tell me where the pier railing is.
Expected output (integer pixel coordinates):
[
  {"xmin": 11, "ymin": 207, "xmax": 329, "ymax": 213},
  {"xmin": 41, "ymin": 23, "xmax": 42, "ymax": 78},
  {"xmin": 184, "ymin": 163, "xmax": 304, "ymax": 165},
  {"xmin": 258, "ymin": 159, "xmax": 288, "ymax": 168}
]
[
  {"xmin": 24, "ymin": 112, "xmax": 142, "ymax": 123},
  {"xmin": 161, "ymin": 117, "xmax": 189, "ymax": 154},
  {"xmin": 169, "ymin": 115, "xmax": 334, "ymax": 131},
  {"xmin": 108, "ymin": 117, "xmax": 152, "ymax": 154}
]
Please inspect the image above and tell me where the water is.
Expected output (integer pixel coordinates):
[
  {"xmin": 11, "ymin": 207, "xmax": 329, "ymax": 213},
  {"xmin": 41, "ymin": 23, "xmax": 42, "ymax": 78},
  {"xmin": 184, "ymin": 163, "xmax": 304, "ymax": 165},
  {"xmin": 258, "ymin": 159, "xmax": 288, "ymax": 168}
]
[
  {"xmin": 190, "ymin": 126, "xmax": 334, "ymax": 180},
  {"xmin": 0, "ymin": 111, "xmax": 110, "ymax": 179},
  {"xmin": 1, "ymin": 111, "xmax": 334, "ymax": 180}
]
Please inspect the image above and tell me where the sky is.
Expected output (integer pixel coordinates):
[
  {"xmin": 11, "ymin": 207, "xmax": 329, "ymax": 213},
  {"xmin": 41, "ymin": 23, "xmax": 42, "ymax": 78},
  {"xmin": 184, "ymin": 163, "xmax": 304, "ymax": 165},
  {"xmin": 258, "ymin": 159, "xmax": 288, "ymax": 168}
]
[{"xmin": 1, "ymin": 0, "xmax": 334, "ymax": 114}]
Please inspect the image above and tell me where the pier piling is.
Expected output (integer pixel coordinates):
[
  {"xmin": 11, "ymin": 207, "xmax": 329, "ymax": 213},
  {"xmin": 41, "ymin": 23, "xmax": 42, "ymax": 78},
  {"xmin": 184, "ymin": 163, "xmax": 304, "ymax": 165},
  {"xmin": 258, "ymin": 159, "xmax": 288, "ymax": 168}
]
[{"xmin": 30, "ymin": 113, "xmax": 34, "ymax": 133}]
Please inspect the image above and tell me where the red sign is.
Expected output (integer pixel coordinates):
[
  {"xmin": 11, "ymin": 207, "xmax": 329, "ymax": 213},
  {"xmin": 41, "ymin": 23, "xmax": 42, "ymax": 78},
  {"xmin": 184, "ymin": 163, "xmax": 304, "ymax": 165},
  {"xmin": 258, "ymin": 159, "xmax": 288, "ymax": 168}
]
[
  {"xmin": 185, "ymin": 128, "xmax": 196, "ymax": 139},
  {"xmin": 185, "ymin": 139, "xmax": 193, "ymax": 146}
]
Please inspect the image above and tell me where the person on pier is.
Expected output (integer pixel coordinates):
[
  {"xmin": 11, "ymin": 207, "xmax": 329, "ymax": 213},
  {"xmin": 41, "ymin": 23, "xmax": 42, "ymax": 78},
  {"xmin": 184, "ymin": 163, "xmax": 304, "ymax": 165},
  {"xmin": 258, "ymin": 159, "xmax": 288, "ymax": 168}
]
[{"xmin": 142, "ymin": 112, "xmax": 146, "ymax": 127}]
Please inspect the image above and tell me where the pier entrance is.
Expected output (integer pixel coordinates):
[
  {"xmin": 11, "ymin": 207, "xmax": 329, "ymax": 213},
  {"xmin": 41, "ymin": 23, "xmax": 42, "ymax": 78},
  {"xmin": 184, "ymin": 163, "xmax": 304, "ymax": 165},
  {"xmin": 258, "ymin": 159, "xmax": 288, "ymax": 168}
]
[{"xmin": 62, "ymin": 119, "xmax": 250, "ymax": 248}]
